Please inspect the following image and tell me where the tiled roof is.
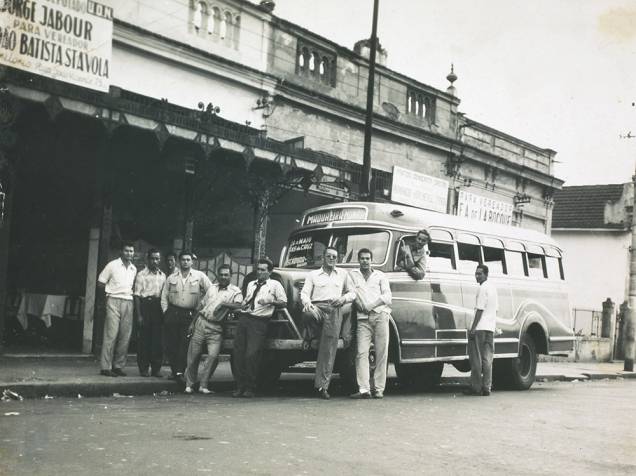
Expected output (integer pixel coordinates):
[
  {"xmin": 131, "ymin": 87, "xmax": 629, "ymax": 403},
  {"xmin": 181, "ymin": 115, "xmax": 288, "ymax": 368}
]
[{"xmin": 552, "ymin": 184, "xmax": 627, "ymax": 229}]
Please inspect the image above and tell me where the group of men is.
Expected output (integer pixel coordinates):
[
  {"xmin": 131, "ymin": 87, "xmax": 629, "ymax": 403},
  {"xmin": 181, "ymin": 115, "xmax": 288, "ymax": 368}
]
[
  {"xmin": 97, "ymin": 244, "xmax": 287, "ymax": 398},
  {"xmin": 96, "ymin": 227, "xmax": 498, "ymax": 400}
]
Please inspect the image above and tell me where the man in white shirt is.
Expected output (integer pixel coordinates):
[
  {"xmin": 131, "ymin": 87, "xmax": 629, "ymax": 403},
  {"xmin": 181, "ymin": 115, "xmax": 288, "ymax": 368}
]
[
  {"xmin": 345, "ymin": 248, "xmax": 392, "ymax": 399},
  {"xmin": 465, "ymin": 264, "xmax": 498, "ymax": 396},
  {"xmin": 98, "ymin": 242, "xmax": 137, "ymax": 377},
  {"xmin": 185, "ymin": 264, "xmax": 243, "ymax": 394},
  {"xmin": 232, "ymin": 257, "xmax": 287, "ymax": 398},
  {"xmin": 300, "ymin": 247, "xmax": 349, "ymax": 399}
]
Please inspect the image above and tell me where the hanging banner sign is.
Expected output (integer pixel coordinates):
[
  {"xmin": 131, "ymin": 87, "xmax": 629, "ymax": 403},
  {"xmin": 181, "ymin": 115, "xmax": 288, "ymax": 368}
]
[
  {"xmin": 391, "ymin": 166, "xmax": 448, "ymax": 213},
  {"xmin": 457, "ymin": 190, "xmax": 513, "ymax": 225},
  {"xmin": 0, "ymin": 0, "xmax": 113, "ymax": 92}
]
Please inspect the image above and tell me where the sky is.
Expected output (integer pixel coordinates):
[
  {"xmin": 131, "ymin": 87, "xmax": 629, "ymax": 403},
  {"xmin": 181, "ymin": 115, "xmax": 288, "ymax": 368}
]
[{"xmin": 272, "ymin": 0, "xmax": 636, "ymax": 186}]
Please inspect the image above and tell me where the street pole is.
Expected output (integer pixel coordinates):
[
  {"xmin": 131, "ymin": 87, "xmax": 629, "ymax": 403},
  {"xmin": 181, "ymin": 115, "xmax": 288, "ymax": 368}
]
[
  {"xmin": 625, "ymin": 168, "xmax": 636, "ymax": 371},
  {"xmin": 360, "ymin": 0, "xmax": 380, "ymax": 200}
]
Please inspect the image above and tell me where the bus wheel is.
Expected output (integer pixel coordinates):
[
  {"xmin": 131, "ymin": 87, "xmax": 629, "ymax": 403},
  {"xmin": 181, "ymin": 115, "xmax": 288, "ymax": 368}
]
[
  {"xmin": 494, "ymin": 334, "xmax": 537, "ymax": 390},
  {"xmin": 396, "ymin": 362, "xmax": 443, "ymax": 390}
]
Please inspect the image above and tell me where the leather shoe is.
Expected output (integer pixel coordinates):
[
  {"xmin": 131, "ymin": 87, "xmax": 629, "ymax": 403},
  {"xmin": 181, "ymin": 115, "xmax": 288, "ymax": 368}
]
[
  {"xmin": 482, "ymin": 389, "xmax": 491, "ymax": 396},
  {"xmin": 232, "ymin": 388, "xmax": 244, "ymax": 398},
  {"xmin": 112, "ymin": 368, "xmax": 127, "ymax": 377},
  {"xmin": 349, "ymin": 392, "xmax": 371, "ymax": 399},
  {"xmin": 372, "ymin": 391, "xmax": 384, "ymax": 399},
  {"xmin": 318, "ymin": 388, "xmax": 330, "ymax": 400},
  {"xmin": 242, "ymin": 390, "xmax": 255, "ymax": 398},
  {"xmin": 199, "ymin": 388, "xmax": 214, "ymax": 395},
  {"xmin": 100, "ymin": 370, "xmax": 116, "ymax": 377}
]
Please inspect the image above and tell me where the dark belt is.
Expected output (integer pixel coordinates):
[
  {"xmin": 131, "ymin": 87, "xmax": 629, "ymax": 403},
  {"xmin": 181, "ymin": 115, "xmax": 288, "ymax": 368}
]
[
  {"xmin": 141, "ymin": 296, "xmax": 160, "ymax": 301},
  {"xmin": 169, "ymin": 304, "xmax": 196, "ymax": 315}
]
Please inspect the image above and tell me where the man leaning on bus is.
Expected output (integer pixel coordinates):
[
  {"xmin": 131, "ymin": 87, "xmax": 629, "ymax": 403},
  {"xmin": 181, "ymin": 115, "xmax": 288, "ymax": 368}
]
[
  {"xmin": 300, "ymin": 246, "xmax": 349, "ymax": 400},
  {"xmin": 465, "ymin": 264, "xmax": 498, "ymax": 396},
  {"xmin": 345, "ymin": 248, "xmax": 392, "ymax": 399},
  {"xmin": 397, "ymin": 229, "xmax": 430, "ymax": 280}
]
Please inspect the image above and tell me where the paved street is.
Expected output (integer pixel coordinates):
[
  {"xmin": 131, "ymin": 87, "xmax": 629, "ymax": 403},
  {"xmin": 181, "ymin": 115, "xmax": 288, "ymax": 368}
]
[{"xmin": 1, "ymin": 377, "xmax": 635, "ymax": 476}]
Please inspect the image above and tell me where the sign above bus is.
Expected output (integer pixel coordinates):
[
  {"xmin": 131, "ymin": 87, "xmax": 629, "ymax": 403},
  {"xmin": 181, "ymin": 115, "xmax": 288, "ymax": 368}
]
[
  {"xmin": 302, "ymin": 207, "xmax": 368, "ymax": 226},
  {"xmin": 391, "ymin": 166, "xmax": 449, "ymax": 213}
]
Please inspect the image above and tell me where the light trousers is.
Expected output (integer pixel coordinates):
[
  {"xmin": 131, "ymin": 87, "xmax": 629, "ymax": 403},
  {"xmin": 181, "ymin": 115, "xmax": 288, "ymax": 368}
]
[
  {"xmin": 468, "ymin": 330, "xmax": 494, "ymax": 392},
  {"xmin": 303, "ymin": 303, "xmax": 346, "ymax": 390},
  {"xmin": 100, "ymin": 297, "xmax": 134, "ymax": 371},
  {"xmin": 356, "ymin": 312, "xmax": 390, "ymax": 394},
  {"xmin": 185, "ymin": 318, "xmax": 223, "ymax": 387}
]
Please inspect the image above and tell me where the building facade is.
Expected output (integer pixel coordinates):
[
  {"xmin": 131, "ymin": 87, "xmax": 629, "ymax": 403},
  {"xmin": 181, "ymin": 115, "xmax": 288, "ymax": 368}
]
[
  {"xmin": 552, "ymin": 183, "xmax": 632, "ymax": 317},
  {"xmin": 0, "ymin": 0, "xmax": 563, "ymax": 353}
]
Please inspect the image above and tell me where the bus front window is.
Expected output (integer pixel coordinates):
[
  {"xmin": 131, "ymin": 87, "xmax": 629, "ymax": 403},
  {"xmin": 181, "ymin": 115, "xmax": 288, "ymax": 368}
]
[{"xmin": 283, "ymin": 229, "xmax": 390, "ymax": 268}]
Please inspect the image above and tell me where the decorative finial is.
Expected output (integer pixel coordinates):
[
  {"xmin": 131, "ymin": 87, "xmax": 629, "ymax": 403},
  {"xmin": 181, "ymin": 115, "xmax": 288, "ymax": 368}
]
[
  {"xmin": 446, "ymin": 64, "xmax": 458, "ymax": 96},
  {"xmin": 447, "ymin": 64, "xmax": 457, "ymax": 85}
]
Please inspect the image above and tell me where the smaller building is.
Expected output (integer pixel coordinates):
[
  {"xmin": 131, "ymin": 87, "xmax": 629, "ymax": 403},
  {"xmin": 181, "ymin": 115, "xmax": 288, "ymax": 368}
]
[{"xmin": 552, "ymin": 183, "xmax": 632, "ymax": 335}]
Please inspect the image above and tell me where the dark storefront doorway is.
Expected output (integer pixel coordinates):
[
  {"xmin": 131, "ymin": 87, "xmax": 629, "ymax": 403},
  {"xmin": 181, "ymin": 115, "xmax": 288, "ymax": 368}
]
[{"xmin": 5, "ymin": 107, "xmax": 103, "ymax": 352}]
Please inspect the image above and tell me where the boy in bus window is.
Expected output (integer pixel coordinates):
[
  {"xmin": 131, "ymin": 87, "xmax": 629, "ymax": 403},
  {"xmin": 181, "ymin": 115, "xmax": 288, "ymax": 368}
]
[{"xmin": 396, "ymin": 229, "xmax": 430, "ymax": 280}]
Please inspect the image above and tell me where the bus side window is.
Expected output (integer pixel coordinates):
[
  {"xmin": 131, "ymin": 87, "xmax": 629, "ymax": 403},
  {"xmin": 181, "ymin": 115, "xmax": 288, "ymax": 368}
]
[
  {"xmin": 527, "ymin": 253, "xmax": 547, "ymax": 278},
  {"xmin": 457, "ymin": 243, "xmax": 481, "ymax": 273},
  {"xmin": 483, "ymin": 246, "xmax": 505, "ymax": 275},
  {"xmin": 428, "ymin": 241, "xmax": 455, "ymax": 271},
  {"xmin": 504, "ymin": 250, "xmax": 526, "ymax": 276},
  {"xmin": 546, "ymin": 256, "xmax": 564, "ymax": 280}
]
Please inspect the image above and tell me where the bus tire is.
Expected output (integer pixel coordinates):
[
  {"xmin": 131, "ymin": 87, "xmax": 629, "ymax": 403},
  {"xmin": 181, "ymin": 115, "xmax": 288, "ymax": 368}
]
[
  {"xmin": 494, "ymin": 333, "xmax": 537, "ymax": 390},
  {"xmin": 396, "ymin": 362, "xmax": 443, "ymax": 390}
]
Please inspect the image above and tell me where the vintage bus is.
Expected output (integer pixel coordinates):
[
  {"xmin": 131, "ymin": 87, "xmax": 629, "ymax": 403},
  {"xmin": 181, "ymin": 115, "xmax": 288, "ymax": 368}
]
[{"xmin": 223, "ymin": 201, "xmax": 574, "ymax": 391}]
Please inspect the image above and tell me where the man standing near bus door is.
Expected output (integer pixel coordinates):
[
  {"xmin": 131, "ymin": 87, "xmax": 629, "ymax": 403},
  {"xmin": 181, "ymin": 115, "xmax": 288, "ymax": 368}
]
[
  {"xmin": 465, "ymin": 264, "xmax": 498, "ymax": 396},
  {"xmin": 184, "ymin": 264, "xmax": 243, "ymax": 394},
  {"xmin": 98, "ymin": 241, "xmax": 137, "ymax": 377},
  {"xmin": 397, "ymin": 229, "xmax": 430, "ymax": 280},
  {"xmin": 301, "ymin": 247, "xmax": 350, "ymax": 400},
  {"xmin": 345, "ymin": 248, "xmax": 392, "ymax": 399},
  {"xmin": 161, "ymin": 251, "xmax": 212, "ymax": 382},
  {"xmin": 232, "ymin": 257, "xmax": 287, "ymax": 398}
]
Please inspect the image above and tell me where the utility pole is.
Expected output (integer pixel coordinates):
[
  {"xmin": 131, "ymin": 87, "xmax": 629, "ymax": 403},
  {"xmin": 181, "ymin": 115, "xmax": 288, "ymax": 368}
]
[
  {"xmin": 625, "ymin": 166, "xmax": 636, "ymax": 371},
  {"xmin": 360, "ymin": 0, "xmax": 380, "ymax": 200}
]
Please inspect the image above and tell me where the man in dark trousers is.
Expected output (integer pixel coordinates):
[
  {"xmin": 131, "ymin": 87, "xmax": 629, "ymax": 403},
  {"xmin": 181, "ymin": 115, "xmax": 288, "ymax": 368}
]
[
  {"xmin": 232, "ymin": 257, "xmax": 287, "ymax": 398},
  {"xmin": 98, "ymin": 241, "xmax": 137, "ymax": 377},
  {"xmin": 133, "ymin": 249, "xmax": 166, "ymax": 377},
  {"xmin": 161, "ymin": 251, "xmax": 212, "ymax": 381},
  {"xmin": 465, "ymin": 264, "xmax": 498, "ymax": 396}
]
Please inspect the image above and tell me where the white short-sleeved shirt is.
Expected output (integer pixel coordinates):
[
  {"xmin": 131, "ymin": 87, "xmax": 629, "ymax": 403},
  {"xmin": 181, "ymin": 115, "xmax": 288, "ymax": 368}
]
[
  {"xmin": 474, "ymin": 279, "xmax": 498, "ymax": 332},
  {"xmin": 98, "ymin": 258, "xmax": 137, "ymax": 300},
  {"xmin": 243, "ymin": 279, "xmax": 287, "ymax": 318}
]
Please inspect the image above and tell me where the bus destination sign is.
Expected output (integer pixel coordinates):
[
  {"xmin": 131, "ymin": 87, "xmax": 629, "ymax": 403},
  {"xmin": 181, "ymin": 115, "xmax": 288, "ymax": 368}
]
[{"xmin": 303, "ymin": 207, "xmax": 367, "ymax": 226}]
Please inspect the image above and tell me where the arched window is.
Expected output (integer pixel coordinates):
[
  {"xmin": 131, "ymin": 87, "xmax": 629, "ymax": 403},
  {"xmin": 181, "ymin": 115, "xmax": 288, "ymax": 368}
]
[
  {"xmin": 233, "ymin": 15, "xmax": 241, "ymax": 49},
  {"xmin": 210, "ymin": 7, "xmax": 221, "ymax": 35},
  {"xmin": 420, "ymin": 97, "xmax": 427, "ymax": 117},
  {"xmin": 320, "ymin": 56, "xmax": 330, "ymax": 83},
  {"xmin": 308, "ymin": 52, "xmax": 315, "ymax": 73},
  {"xmin": 219, "ymin": 10, "xmax": 227, "ymax": 38},
  {"xmin": 193, "ymin": 2, "xmax": 204, "ymax": 32},
  {"xmin": 297, "ymin": 49, "xmax": 305, "ymax": 73},
  {"xmin": 223, "ymin": 11, "xmax": 233, "ymax": 42}
]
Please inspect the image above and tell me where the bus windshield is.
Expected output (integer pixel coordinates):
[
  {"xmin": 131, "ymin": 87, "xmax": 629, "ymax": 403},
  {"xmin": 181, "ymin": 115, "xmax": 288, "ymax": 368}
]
[{"xmin": 283, "ymin": 228, "xmax": 391, "ymax": 269}]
